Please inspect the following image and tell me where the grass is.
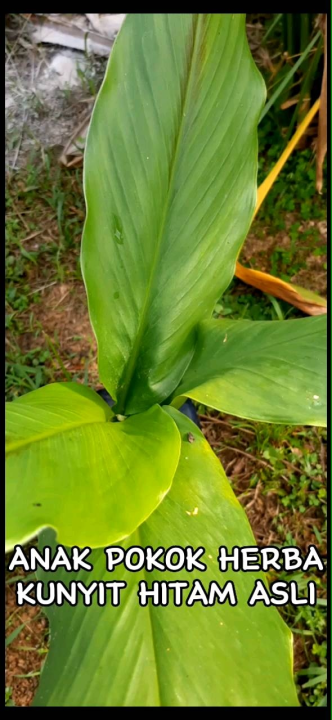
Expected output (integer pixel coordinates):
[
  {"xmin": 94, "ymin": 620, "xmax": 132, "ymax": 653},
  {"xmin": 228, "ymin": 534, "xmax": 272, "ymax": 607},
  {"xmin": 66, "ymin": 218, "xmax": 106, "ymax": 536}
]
[
  {"xmin": 5, "ymin": 108, "xmax": 327, "ymax": 706},
  {"xmin": 215, "ymin": 282, "xmax": 301, "ymax": 321},
  {"xmin": 5, "ymin": 151, "xmax": 87, "ymax": 401},
  {"xmin": 258, "ymin": 147, "xmax": 325, "ymax": 221}
]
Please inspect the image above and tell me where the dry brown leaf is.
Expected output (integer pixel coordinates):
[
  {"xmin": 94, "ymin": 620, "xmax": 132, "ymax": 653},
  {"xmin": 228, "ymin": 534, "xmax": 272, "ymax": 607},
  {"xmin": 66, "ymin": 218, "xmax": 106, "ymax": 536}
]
[
  {"xmin": 58, "ymin": 112, "xmax": 92, "ymax": 168},
  {"xmin": 280, "ymin": 95, "xmax": 300, "ymax": 110},
  {"xmin": 24, "ymin": 13, "xmax": 113, "ymax": 56},
  {"xmin": 235, "ymin": 262, "xmax": 327, "ymax": 316}
]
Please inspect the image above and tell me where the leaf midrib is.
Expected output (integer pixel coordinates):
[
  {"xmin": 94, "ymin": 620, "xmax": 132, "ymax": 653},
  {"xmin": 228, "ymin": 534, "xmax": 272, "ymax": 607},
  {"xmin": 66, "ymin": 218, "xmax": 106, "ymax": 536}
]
[
  {"xmin": 6, "ymin": 418, "xmax": 109, "ymax": 455},
  {"xmin": 116, "ymin": 14, "xmax": 202, "ymax": 413},
  {"xmin": 136, "ymin": 525, "xmax": 162, "ymax": 706}
]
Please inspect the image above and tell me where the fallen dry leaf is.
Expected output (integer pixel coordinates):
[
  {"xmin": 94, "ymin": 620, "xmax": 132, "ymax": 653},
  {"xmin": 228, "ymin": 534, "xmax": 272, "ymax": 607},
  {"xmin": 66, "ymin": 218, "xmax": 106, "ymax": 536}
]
[
  {"xmin": 254, "ymin": 98, "xmax": 320, "ymax": 218},
  {"xmin": 58, "ymin": 112, "xmax": 92, "ymax": 168},
  {"xmin": 236, "ymin": 96, "xmax": 325, "ymax": 312},
  {"xmin": 235, "ymin": 262, "xmax": 327, "ymax": 316},
  {"xmin": 25, "ymin": 13, "xmax": 113, "ymax": 56}
]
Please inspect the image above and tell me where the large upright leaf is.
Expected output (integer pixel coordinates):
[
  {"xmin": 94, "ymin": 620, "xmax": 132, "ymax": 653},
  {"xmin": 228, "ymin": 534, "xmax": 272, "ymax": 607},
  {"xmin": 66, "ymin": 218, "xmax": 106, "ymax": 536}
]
[
  {"xmin": 82, "ymin": 13, "xmax": 266, "ymax": 415},
  {"xmin": 174, "ymin": 316, "xmax": 327, "ymax": 425},
  {"xmin": 34, "ymin": 410, "xmax": 298, "ymax": 707},
  {"xmin": 5, "ymin": 383, "xmax": 180, "ymax": 551}
]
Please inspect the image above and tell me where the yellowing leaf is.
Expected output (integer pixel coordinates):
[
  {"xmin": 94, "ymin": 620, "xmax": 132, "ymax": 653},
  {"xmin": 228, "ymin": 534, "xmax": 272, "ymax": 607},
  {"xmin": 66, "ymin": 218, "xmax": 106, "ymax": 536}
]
[
  {"xmin": 235, "ymin": 95, "xmax": 325, "ymax": 313},
  {"xmin": 235, "ymin": 262, "xmax": 327, "ymax": 316},
  {"xmin": 254, "ymin": 98, "xmax": 320, "ymax": 218},
  {"xmin": 316, "ymin": 14, "xmax": 327, "ymax": 193}
]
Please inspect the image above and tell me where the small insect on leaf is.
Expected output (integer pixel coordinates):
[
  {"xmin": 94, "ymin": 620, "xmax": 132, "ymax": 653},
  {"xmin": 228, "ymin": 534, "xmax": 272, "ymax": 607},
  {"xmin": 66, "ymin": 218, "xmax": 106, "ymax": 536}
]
[{"xmin": 187, "ymin": 432, "xmax": 195, "ymax": 443}]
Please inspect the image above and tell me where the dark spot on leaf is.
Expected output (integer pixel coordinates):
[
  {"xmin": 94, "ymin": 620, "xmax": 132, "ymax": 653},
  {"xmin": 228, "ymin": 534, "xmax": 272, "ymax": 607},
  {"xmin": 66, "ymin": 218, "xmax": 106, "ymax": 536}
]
[
  {"xmin": 112, "ymin": 214, "xmax": 124, "ymax": 245},
  {"xmin": 33, "ymin": 503, "xmax": 42, "ymax": 507}
]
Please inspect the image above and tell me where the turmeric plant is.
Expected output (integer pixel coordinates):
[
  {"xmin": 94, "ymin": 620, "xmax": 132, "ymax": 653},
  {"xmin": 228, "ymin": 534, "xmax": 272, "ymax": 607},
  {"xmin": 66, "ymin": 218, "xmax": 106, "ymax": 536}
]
[{"xmin": 6, "ymin": 14, "xmax": 326, "ymax": 707}]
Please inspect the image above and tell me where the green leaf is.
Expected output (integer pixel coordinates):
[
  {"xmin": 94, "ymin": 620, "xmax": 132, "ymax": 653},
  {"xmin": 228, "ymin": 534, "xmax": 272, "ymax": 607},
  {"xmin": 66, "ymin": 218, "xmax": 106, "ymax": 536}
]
[
  {"xmin": 302, "ymin": 672, "xmax": 327, "ymax": 689},
  {"xmin": 5, "ymin": 623, "xmax": 26, "ymax": 648},
  {"xmin": 81, "ymin": 13, "xmax": 266, "ymax": 415},
  {"xmin": 33, "ymin": 409, "xmax": 298, "ymax": 707},
  {"xmin": 6, "ymin": 383, "xmax": 180, "ymax": 551},
  {"xmin": 6, "ymin": 382, "xmax": 114, "ymax": 449},
  {"xmin": 174, "ymin": 316, "xmax": 327, "ymax": 425}
]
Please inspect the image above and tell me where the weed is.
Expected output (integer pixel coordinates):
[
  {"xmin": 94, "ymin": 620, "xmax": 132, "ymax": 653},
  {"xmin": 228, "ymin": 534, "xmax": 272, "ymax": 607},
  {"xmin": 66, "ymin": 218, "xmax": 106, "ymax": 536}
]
[
  {"xmin": 5, "ymin": 151, "xmax": 86, "ymax": 400},
  {"xmin": 215, "ymin": 280, "xmax": 300, "ymax": 321},
  {"xmin": 5, "ymin": 686, "xmax": 14, "ymax": 706}
]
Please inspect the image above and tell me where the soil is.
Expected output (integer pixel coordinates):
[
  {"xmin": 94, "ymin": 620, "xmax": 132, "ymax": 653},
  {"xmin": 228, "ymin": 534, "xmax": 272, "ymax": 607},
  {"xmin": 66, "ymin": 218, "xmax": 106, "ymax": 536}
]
[
  {"xmin": 24, "ymin": 282, "xmax": 99, "ymax": 387},
  {"xmin": 5, "ymin": 571, "xmax": 48, "ymax": 706},
  {"xmin": 202, "ymin": 415, "xmax": 327, "ymax": 555},
  {"xmin": 5, "ymin": 14, "xmax": 108, "ymax": 171}
]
